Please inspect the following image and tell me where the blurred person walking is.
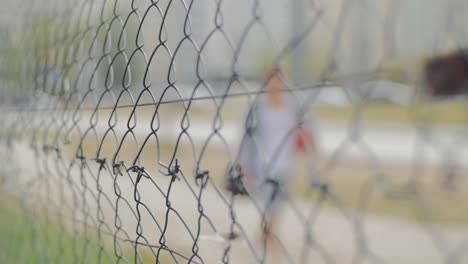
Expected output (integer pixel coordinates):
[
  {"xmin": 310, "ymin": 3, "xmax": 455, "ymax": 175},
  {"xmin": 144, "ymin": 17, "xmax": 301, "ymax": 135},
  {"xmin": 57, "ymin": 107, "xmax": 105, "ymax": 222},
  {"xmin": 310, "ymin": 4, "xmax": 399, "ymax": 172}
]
[{"xmin": 227, "ymin": 67, "xmax": 318, "ymax": 262}]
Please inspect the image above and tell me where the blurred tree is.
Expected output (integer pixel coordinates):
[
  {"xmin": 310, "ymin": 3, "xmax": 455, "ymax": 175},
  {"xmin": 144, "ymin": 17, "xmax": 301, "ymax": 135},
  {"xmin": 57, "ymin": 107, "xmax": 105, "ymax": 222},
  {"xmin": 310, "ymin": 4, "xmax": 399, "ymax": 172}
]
[
  {"xmin": 0, "ymin": 29, "xmax": 33, "ymax": 104},
  {"xmin": 97, "ymin": 16, "xmax": 145, "ymax": 91}
]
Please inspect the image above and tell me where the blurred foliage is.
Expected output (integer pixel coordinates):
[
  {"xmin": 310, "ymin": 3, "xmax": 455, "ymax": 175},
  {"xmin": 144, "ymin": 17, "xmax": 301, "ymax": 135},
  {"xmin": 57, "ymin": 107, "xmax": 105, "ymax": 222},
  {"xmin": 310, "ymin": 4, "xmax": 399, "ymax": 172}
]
[
  {"xmin": 0, "ymin": 15, "xmax": 79, "ymax": 99},
  {"xmin": 97, "ymin": 15, "xmax": 146, "ymax": 91},
  {"xmin": 0, "ymin": 30, "xmax": 31, "ymax": 98},
  {"xmin": 0, "ymin": 34, "xmax": 24, "ymax": 83},
  {"xmin": 1, "ymin": 9, "xmax": 146, "ymax": 102},
  {"xmin": 0, "ymin": 193, "xmax": 162, "ymax": 263}
]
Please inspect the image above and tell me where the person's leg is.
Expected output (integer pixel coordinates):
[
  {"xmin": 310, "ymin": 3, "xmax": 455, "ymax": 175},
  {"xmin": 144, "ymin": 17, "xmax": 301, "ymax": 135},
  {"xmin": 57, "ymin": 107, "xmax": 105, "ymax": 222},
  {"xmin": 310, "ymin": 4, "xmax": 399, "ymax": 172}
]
[
  {"xmin": 261, "ymin": 211, "xmax": 279, "ymax": 250},
  {"xmin": 257, "ymin": 181, "xmax": 281, "ymax": 262}
]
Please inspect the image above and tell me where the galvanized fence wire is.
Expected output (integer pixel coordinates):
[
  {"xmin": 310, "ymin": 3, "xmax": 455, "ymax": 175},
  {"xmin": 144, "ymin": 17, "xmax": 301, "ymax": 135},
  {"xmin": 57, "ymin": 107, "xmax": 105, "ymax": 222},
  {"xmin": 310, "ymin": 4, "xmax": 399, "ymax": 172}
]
[{"xmin": 1, "ymin": 0, "xmax": 468, "ymax": 263}]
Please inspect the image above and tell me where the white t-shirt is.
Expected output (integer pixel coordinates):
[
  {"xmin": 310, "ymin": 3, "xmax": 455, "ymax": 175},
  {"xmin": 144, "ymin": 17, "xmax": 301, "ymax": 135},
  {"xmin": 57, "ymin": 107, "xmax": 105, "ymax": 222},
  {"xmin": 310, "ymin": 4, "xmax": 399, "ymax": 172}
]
[{"xmin": 240, "ymin": 95, "xmax": 297, "ymax": 183}]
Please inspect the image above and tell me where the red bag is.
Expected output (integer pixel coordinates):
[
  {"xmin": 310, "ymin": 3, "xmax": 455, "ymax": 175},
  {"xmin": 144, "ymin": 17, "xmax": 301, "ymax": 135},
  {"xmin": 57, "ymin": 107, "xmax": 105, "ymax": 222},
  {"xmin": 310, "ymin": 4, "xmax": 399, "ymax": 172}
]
[
  {"xmin": 295, "ymin": 132, "xmax": 306, "ymax": 152},
  {"xmin": 295, "ymin": 127, "xmax": 315, "ymax": 153}
]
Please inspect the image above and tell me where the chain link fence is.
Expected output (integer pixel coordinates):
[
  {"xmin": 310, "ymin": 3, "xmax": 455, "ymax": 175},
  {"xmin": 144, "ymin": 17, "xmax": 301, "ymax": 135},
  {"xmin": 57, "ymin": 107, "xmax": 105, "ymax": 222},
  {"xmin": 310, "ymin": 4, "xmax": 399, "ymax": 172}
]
[{"xmin": 1, "ymin": 0, "xmax": 468, "ymax": 263}]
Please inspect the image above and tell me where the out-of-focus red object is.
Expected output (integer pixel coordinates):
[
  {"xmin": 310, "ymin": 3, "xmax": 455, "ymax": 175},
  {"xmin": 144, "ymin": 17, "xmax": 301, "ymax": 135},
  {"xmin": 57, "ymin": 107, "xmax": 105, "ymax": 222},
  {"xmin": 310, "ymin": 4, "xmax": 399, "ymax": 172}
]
[
  {"xmin": 295, "ymin": 132, "xmax": 306, "ymax": 152},
  {"xmin": 424, "ymin": 50, "xmax": 468, "ymax": 96},
  {"xmin": 295, "ymin": 127, "xmax": 315, "ymax": 153}
]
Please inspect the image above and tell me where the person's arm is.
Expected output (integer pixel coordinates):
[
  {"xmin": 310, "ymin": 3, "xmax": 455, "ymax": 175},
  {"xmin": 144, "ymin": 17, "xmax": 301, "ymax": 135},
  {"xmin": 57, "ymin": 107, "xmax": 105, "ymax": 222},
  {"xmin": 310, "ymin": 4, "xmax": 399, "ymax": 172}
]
[
  {"xmin": 297, "ymin": 118, "xmax": 319, "ymax": 157},
  {"xmin": 293, "ymin": 102, "xmax": 321, "ymax": 189},
  {"xmin": 291, "ymin": 97, "xmax": 319, "ymax": 157}
]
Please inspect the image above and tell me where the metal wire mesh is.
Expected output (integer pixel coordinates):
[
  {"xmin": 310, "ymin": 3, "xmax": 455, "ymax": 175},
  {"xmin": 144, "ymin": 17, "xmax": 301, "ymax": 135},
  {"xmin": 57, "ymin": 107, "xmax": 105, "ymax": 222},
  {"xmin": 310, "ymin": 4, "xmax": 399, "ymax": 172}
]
[{"xmin": 1, "ymin": 0, "xmax": 468, "ymax": 263}]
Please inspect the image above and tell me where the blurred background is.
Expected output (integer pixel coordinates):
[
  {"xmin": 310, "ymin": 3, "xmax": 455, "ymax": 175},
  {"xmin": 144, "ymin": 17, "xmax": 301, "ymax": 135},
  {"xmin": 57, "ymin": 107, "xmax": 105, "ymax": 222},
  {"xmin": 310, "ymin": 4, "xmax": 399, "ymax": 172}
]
[{"xmin": 1, "ymin": 0, "xmax": 468, "ymax": 263}]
